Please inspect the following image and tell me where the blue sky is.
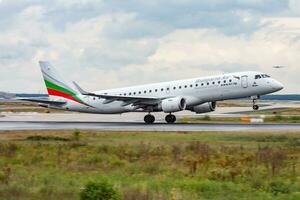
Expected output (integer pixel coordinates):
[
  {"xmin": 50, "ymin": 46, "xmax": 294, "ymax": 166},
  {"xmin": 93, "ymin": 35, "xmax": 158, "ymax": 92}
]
[{"xmin": 0, "ymin": 0, "xmax": 299, "ymax": 93}]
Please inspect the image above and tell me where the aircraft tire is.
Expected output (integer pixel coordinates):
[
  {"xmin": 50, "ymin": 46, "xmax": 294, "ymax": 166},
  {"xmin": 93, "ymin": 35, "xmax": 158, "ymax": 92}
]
[
  {"xmin": 165, "ymin": 114, "xmax": 176, "ymax": 124},
  {"xmin": 144, "ymin": 114, "xmax": 155, "ymax": 124}
]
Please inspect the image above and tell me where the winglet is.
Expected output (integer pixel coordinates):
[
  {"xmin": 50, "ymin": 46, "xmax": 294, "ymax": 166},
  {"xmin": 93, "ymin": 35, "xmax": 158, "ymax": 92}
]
[{"xmin": 72, "ymin": 81, "xmax": 90, "ymax": 95}]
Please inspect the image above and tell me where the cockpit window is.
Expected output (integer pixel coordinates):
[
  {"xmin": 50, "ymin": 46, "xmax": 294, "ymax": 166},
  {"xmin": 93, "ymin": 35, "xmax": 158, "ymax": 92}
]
[
  {"xmin": 255, "ymin": 74, "xmax": 270, "ymax": 79},
  {"xmin": 255, "ymin": 75, "xmax": 262, "ymax": 79}
]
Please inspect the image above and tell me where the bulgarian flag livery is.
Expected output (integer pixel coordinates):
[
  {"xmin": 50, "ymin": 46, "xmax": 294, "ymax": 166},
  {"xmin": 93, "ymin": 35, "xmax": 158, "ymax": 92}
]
[{"xmin": 39, "ymin": 61, "xmax": 88, "ymax": 106}]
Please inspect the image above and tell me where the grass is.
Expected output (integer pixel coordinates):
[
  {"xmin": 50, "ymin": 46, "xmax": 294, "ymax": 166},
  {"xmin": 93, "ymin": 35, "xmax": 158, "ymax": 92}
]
[
  {"xmin": 265, "ymin": 116, "xmax": 300, "ymax": 123},
  {"xmin": 179, "ymin": 116, "xmax": 300, "ymax": 123},
  {"xmin": 0, "ymin": 130, "xmax": 299, "ymax": 200},
  {"xmin": 0, "ymin": 101, "xmax": 66, "ymax": 113},
  {"xmin": 180, "ymin": 116, "xmax": 241, "ymax": 123},
  {"xmin": 0, "ymin": 107, "xmax": 66, "ymax": 113},
  {"xmin": 217, "ymin": 101, "xmax": 251, "ymax": 107},
  {"xmin": 252, "ymin": 108, "xmax": 300, "ymax": 115}
]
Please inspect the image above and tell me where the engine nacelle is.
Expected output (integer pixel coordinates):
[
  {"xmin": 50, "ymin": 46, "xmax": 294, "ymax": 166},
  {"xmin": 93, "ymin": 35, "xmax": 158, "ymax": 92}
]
[
  {"xmin": 161, "ymin": 97, "xmax": 186, "ymax": 113},
  {"xmin": 190, "ymin": 102, "xmax": 216, "ymax": 114}
]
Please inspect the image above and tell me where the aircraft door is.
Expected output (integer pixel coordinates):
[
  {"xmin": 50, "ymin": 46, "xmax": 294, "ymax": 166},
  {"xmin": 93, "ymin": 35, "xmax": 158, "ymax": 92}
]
[{"xmin": 241, "ymin": 76, "xmax": 248, "ymax": 88}]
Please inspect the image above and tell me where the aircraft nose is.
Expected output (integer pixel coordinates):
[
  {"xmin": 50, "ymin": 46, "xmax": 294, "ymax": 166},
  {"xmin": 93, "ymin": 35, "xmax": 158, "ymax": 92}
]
[{"xmin": 272, "ymin": 80, "xmax": 284, "ymax": 91}]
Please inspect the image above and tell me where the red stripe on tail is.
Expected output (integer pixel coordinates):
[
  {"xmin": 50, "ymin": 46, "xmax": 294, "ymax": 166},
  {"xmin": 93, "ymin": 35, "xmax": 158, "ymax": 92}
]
[{"xmin": 47, "ymin": 88, "xmax": 81, "ymax": 104}]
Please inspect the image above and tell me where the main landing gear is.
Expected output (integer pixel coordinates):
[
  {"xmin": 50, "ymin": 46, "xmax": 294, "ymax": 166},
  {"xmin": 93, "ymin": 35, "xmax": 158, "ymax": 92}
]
[
  {"xmin": 165, "ymin": 114, "xmax": 176, "ymax": 124},
  {"xmin": 143, "ymin": 113, "xmax": 177, "ymax": 124},
  {"xmin": 144, "ymin": 114, "xmax": 155, "ymax": 124}
]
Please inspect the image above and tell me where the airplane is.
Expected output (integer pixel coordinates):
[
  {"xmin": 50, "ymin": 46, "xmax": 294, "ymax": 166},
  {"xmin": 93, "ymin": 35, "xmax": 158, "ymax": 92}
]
[
  {"xmin": 273, "ymin": 66, "xmax": 285, "ymax": 69},
  {"xmin": 21, "ymin": 61, "xmax": 284, "ymax": 124}
]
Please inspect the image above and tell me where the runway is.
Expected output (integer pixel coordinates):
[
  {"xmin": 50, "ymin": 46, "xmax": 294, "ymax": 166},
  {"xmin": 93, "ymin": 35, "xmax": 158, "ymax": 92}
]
[
  {"xmin": 0, "ymin": 101, "xmax": 300, "ymax": 131},
  {"xmin": 0, "ymin": 121, "xmax": 300, "ymax": 131}
]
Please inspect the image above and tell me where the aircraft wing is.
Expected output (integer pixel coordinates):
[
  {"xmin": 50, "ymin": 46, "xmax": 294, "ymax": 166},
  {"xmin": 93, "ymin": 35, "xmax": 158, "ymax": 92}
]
[
  {"xmin": 17, "ymin": 98, "xmax": 67, "ymax": 106},
  {"xmin": 73, "ymin": 82, "xmax": 161, "ymax": 106}
]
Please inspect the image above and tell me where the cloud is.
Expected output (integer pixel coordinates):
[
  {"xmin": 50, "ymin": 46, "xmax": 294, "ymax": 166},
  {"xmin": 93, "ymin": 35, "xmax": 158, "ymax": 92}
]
[
  {"xmin": 101, "ymin": 24, "xmax": 300, "ymax": 93},
  {"xmin": 0, "ymin": 0, "xmax": 299, "ymax": 94},
  {"xmin": 0, "ymin": 0, "xmax": 290, "ymax": 38},
  {"xmin": 289, "ymin": 0, "xmax": 300, "ymax": 16}
]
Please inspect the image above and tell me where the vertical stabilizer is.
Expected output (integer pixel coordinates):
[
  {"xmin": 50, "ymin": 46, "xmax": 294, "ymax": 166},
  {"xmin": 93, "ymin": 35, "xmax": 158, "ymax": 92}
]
[{"xmin": 39, "ymin": 61, "xmax": 84, "ymax": 104}]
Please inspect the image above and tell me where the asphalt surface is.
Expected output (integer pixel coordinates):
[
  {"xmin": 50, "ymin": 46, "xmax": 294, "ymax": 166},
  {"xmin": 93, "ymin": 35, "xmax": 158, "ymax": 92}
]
[
  {"xmin": 0, "ymin": 100, "xmax": 299, "ymax": 131},
  {"xmin": 0, "ymin": 121, "xmax": 300, "ymax": 131}
]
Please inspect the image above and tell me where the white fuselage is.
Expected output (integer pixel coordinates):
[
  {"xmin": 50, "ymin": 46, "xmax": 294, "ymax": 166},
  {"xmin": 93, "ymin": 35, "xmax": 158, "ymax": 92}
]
[{"xmin": 52, "ymin": 71, "xmax": 283, "ymax": 114}]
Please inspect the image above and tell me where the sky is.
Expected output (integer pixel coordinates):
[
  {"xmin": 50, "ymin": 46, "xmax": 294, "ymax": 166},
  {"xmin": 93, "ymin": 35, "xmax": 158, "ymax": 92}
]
[{"xmin": 0, "ymin": 0, "xmax": 299, "ymax": 94}]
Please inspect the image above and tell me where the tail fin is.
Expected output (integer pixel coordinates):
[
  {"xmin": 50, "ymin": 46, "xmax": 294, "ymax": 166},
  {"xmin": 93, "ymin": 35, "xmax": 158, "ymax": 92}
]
[{"xmin": 39, "ymin": 61, "xmax": 82, "ymax": 104}]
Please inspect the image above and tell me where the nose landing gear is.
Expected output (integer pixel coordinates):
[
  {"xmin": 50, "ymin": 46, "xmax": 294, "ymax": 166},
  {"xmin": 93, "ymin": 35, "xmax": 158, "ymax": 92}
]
[
  {"xmin": 253, "ymin": 104, "xmax": 259, "ymax": 110},
  {"xmin": 252, "ymin": 97, "xmax": 260, "ymax": 110},
  {"xmin": 165, "ymin": 114, "xmax": 176, "ymax": 124}
]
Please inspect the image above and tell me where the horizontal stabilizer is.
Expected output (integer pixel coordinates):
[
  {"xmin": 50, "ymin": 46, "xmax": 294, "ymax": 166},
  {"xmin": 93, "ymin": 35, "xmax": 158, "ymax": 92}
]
[
  {"xmin": 72, "ymin": 81, "xmax": 91, "ymax": 95},
  {"xmin": 17, "ymin": 98, "xmax": 67, "ymax": 106}
]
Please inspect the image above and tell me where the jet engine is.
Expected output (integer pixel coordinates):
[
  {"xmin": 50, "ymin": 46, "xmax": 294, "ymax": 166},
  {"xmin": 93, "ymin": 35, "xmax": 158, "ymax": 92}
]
[
  {"xmin": 161, "ymin": 97, "xmax": 186, "ymax": 113},
  {"xmin": 190, "ymin": 102, "xmax": 216, "ymax": 114}
]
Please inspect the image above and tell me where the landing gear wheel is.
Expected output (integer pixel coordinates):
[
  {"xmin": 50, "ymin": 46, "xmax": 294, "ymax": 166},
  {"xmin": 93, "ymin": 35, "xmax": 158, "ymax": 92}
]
[
  {"xmin": 252, "ymin": 98, "xmax": 259, "ymax": 111},
  {"xmin": 165, "ymin": 114, "xmax": 176, "ymax": 124},
  {"xmin": 253, "ymin": 105, "xmax": 259, "ymax": 110},
  {"xmin": 144, "ymin": 114, "xmax": 155, "ymax": 124}
]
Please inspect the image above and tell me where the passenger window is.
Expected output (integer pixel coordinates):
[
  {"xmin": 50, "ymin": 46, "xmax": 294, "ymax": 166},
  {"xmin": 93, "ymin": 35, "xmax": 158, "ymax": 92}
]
[
  {"xmin": 173, "ymin": 87, "xmax": 176, "ymax": 90},
  {"xmin": 185, "ymin": 85, "xmax": 187, "ymax": 88},
  {"xmin": 133, "ymin": 92, "xmax": 136, "ymax": 95},
  {"xmin": 161, "ymin": 88, "xmax": 164, "ymax": 91},
  {"xmin": 149, "ymin": 90, "xmax": 152, "ymax": 93},
  {"xmin": 155, "ymin": 89, "xmax": 158, "ymax": 92},
  {"xmin": 144, "ymin": 91, "xmax": 146, "ymax": 93},
  {"xmin": 196, "ymin": 84, "xmax": 198, "ymax": 87},
  {"xmin": 212, "ymin": 82, "xmax": 215, "ymax": 85},
  {"xmin": 190, "ymin": 84, "xmax": 193, "ymax": 87},
  {"xmin": 179, "ymin": 86, "xmax": 182, "ymax": 89},
  {"xmin": 139, "ymin": 91, "xmax": 141, "ymax": 94}
]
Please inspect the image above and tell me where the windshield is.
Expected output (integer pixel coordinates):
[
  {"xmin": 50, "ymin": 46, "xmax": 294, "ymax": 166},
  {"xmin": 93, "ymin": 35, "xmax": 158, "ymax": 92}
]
[
  {"xmin": 255, "ymin": 75, "xmax": 262, "ymax": 79},
  {"xmin": 255, "ymin": 74, "xmax": 270, "ymax": 79}
]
